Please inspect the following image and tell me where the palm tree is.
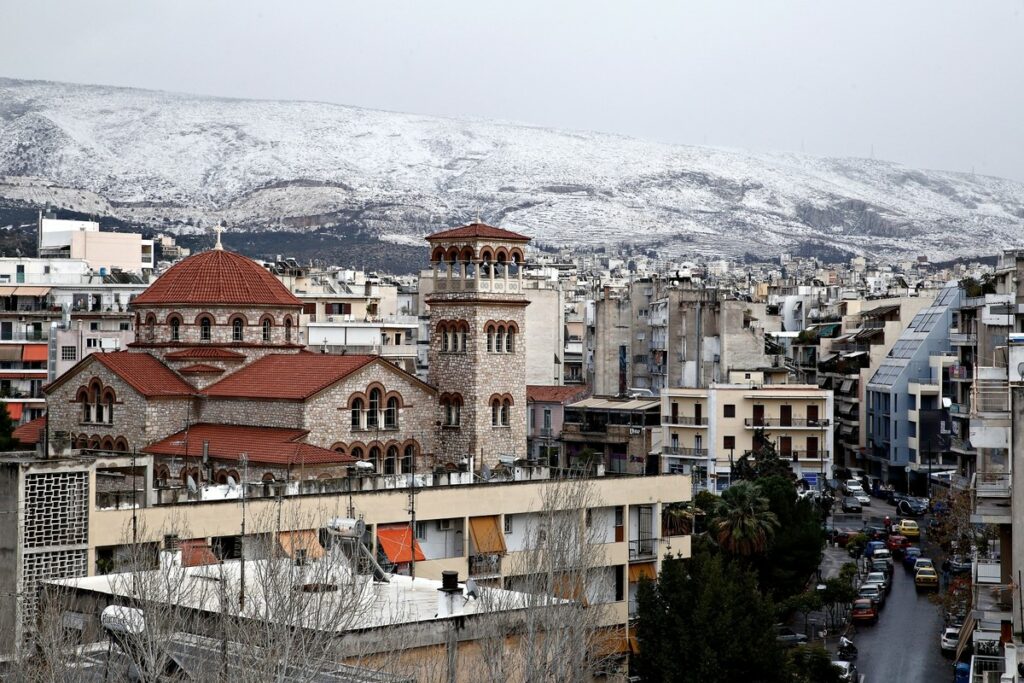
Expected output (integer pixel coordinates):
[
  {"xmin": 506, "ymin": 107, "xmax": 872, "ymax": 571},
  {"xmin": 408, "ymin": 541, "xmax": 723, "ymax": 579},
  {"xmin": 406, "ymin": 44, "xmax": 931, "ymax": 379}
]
[{"xmin": 711, "ymin": 481, "xmax": 780, "ymax": 556}]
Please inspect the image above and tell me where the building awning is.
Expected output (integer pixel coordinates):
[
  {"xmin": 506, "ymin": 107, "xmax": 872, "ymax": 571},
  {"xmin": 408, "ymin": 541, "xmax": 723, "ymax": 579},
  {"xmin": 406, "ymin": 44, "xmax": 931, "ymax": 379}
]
[
  {"xmin": 593, "ymin": 632, "xmax": 635, "ymax": 657},
  {"xmin": 377, "ymin": 526, "xmax": 425, "ymax": 564},
  {"xmin": 468, "ymin": 515, "xmax": 507, "ymax": 555},
  {"xmin": 818, "ymin": 353, "xmax": 838, "ymax": 365},
  {"xmin": 277, "ymin": 530, "xmax": 325, "ymax": 561},
  {"xmin": 0, "ymin": 286, "xmax": 16, "ymax": 296},
  {"xmin": 0, "ymin": 346, "xmax": 22, "ymax": 361},
  {"xmin": 14, "ymin": 286, "xmax": 51, "ymax": 296},
  {"xmin": 628, "ymin": 562, "xmax": 657, "ymax": 583},
  {"xmin": 955, "ymin": 613, "xmax": 976, "ymax": 661},
  {"xmin": 181, "ymin": 539, "xmax": 219, "ymax": 567},
  {"xmin": 4, "ymin": 403, "xmax": 23, "ymax": 420},
  {"xmin": 552, "ymin": 573, "xmax": 589, "ymax": 605},
  {"xmin": 22, "ymin": 344, "xmax": 47, "ymax": 362},
  {"xmin": 840, "ymin": 380, "xmax": 854, "ymax": 393}
]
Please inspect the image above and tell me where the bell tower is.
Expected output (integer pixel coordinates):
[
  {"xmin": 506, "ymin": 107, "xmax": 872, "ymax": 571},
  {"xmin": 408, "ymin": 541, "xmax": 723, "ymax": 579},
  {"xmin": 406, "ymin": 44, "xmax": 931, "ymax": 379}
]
[{"xmin": 425, "ymin": 223, "xmax": 530, "ymax": 468}]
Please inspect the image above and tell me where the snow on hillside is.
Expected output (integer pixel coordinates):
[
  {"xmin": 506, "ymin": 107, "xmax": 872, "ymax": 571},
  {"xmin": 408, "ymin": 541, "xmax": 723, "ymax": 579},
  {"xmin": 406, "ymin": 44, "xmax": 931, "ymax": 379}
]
[{"xmin": 1, "ymin": 77, "xmax": 1022, "ymax": 260}]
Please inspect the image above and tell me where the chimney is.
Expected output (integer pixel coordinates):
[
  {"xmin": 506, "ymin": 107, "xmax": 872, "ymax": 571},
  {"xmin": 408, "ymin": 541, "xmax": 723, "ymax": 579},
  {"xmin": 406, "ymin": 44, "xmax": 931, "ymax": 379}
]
[{"xmin": 436, "ymin": 570, "xmax": 463, "ymax": 618}]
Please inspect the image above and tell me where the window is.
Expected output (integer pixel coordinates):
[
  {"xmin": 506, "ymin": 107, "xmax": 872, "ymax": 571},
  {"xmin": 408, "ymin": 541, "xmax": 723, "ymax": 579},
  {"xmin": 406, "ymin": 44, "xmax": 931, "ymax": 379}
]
[
  {"xmin": 95, "ymin": 400, "xmax": 104, "ymax": 423},
  {"xmin": 543, "ymin": 408, "xmax": 552, "ymax": 430},
  {"xmin": 384, "ymin": 446, "xmax": 399, "ymax": 475},
  {"xmin": 443, "ymin": 395, "xmax": 462, "ymax": 426},
  {"xmin": 491, "ymin": 398, "xmax": 501, "ymax": 426},
  {"xmin": 86, "ymin": 338, "xmax": 100, "ymax": 348},
  {"xmin": 459, "ymin": 326, "xmax": 467, "ymax": 352},
  {"xmin": 723, "ymin": 435, "xmax": 735, "ymax": 450},
  {"xmin": 104, "ymin": 392, "xmax": 114, "ymax": 424},
  {"xmin": 384, "ymin": 396, "xmax": 399, "ymax": 429},
  {"xmin": 505, "ymin": 327, "xmax": 515, "ymax": 353},
  {"xmin": 119, "ymin": 321, "xmax": 130, "ymax": 331},
  {"xmin": 350, "ymin": 446, "xmax": 363, "ymax": 461},
  {"xmin": 529, "ymin": 409, "xmax": 536, "ymax": 430},
  {"xmin": 285, "ymin": 318, "xmax": 292, "ymax": 342},
  {"xmin": 61, "ymin": 346, "xmax": 77, "ymax": 361},
  {"xmin": 262, "ymin": 318, "xmax": 272, "ymax": 342},
  {"xmin": 199, "ymin": 316, "xmax": 212, "ymax": 341},
  {"xmin": 368, "ymin": 446, "xmax": 381, "ymax": 470},
  {"xmin": 403, "ymin": 444, "xmax": 415, "ymax": 473},
  {"xmin": 351, "ymin": 398, "xmax": 364, "ymax": 429},
  {"xmin": 501, "ymin": 399, "xmax": 511, "ymax": 426},
  {"xmin": 486, "ymin": 325, "xmax": 495, "ymax": 353},
  {"xmin": 232, "ymin": 318, "xmax": 243, "ymax": 342},
  {"xmin": 82, "ymin": 401, "xmax": 91, "ymax": 423},
  {"xmin": 367, "ymin": 389, "xmax": 381, "ymax": 428},
  {"xmin": 170, "ymin": 317, "xmax": 181, "ymax": 341},
  {"xmin": 415, "ymin": 521, "xmax": 428, "ymax": 539},
  {"xmin": 504, "ymin": 516, "xmax": 513, "ymax": 534},
  {"xmin": 495, "ymin": 326, "xmax": 505, "ymax": 354},
  {"xmin": 145, "ymin": 314, "xmax": 156, "ymax": 340},
  {"xmin": 440, "ymin": 323, "xmax": 450, "ymax": 352},
  {"xmin": 723, "ymin": 404, "xmax": 736, "ymax": 418}
]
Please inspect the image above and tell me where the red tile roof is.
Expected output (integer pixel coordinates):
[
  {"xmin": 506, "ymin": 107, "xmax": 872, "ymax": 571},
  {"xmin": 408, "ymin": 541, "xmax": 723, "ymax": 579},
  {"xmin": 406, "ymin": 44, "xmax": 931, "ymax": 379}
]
[
  {"xmin": 202, "ymin": 353, "xmax": 377, "ymax": 400},
  {"xmin": 177, "ymin": 363, "xmax": 225, "ymax": 375},
  {"xmin": 143, "ymin": 423, "xmax": 353, "ymax": 466},
  {"xmin": 527, "ymin": 385, "xmax": 591, "ymax": 404},
  {"xmin": 92, "ymin": 352, "xmax": 195, "ymax": 397},
  {"xmin": 132, "ymin": 250, "xmax": 302, "ymax": 307},
  {"xmin": 12, "ymin": 415, "xmax": 45, "ymax": 446},
  {"xmin": 165, "ymin": 347, "xmax": 246, "ymax": 360},
  {"xmin": 426, "ymin": 223, "xmax": 531, "ymax": 242}
]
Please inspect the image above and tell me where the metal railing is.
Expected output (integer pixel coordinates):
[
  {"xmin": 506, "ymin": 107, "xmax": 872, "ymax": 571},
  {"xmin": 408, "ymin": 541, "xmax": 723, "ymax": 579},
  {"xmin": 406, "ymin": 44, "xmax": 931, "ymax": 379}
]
[
  {"xmin": 779, "ymin": 450, "xmax": 823, "ymax": 460},
  {"xmin": 629, "ymin": 538, "xmax": 656, "ymax": 560},
  {"xmin": 969, "ymin": 655, "xmax": 1004, "ymax": 683},
  {"xmin": 662, "ymin": 446, "xmax": 708, "ymax": 457},
  {"xmin": 950, "ymin": 332, "xmax": 977, "ymax": 345},
  {"xmin": 973, "ymin": 558, "xmax": 1003, "ymax": 585},
  {"xmin": 468, "ymin": 553, "xmax": 502, "ymax": 577},
  {"xmin": 743, "ymin": 418, "xmax": 830, "ymax": 428},
  {"xmin": 663, "ymin": 416, "xmax": 709, "ymax": 426},
  {"xmin": 974, "ymin": 472, "xmax": 1011, "ymax": 498}
]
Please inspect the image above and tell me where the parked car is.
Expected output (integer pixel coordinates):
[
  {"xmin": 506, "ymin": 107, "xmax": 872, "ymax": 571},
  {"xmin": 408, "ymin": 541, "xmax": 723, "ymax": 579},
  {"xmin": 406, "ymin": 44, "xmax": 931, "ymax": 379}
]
[
  {"xmin": 844, "ymin": 480, "xmax": 865, "ymax": 496},
  {"xmin": 896, "ymin": 519, "xmax": 921, "ymax": 538},
  {"xmin": 903, "ymin": 546, "xmax": 922, "ymax": 570},
  {"xmin": 854, "ymin": 491, "xmax": 872, "ymax": 505},
  {"xmin": 865, "ymin": 571, "xmax": 890, "ymax": 593},
  {"xmin": 851, "ymin": 598, "xmax": 878, "ymax": 624},
  {"xmin": 914, "ymin": 557, "xmax": 935, "ymax": 573},
  {"xmin": 842, "ymin": 496, "xmax": 862, "ymax": 513},
  {"xmin": 916, "ymin": 567, "xmax": 940, "ymax": 591},
  {"xmin": 865, "ymin": 540, "xmax": 886, "ymax": 558},
  {"xmin": 858, "ymin": 583, "xmax": 884, "ymax": 608},
  {"xmin": 775, "ymin": 625, "xmax": 808, "ymax": 647},
  {"xmin": 887, "ymin": 534, "xmax": 911, "ymax": 554},
  {"xmin": 941, "ymin": 626, "xmax": 960, "ymax": 655},
  {"xmin": 832, "ymin": 660, "xmax": 859, "ymax": 682},
  {"xmin": 871, "ymin": 557, "xmax": 892, "ymax": 577},
  {"xmin": 861, "ymin": 524, "xmax": 889, "ymax": 541},
  {"xmin": 873, "ymin": 548, "xmax": 894, "ymax": 570},
  {"xmin": 949, "ymin": 556, "xmax": 973, "ymax": 574}
]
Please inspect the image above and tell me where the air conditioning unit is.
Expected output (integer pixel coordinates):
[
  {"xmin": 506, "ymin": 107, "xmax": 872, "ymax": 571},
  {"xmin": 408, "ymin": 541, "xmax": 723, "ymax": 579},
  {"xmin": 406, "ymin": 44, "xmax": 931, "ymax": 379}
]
[{"xmin": 436, "ymin": 519, "xmax": 452, "ymax": 531}]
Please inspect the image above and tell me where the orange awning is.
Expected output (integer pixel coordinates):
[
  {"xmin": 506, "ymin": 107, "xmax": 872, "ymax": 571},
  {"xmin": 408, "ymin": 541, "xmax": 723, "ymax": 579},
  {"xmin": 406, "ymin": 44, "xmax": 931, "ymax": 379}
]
[
  {"xmin": 468, "ymin": 516, "xmax": 507, "ymax": 555},
  {"xmin": 5, "ymin": 403, "xmax": 24, "ymax": 420},
  {"xmin": 278, "ymin": 529, "xmax": 325, "ymax": 561},
  {"xmin": 628, "ymin": 562, "xmax": 657, "ymax": 583},
  {"xmin": 377, "ymin": 526, "xmax": 425, "ymax": 564},
  {"xmin": 181, "ymin": 539, "xmax": 219, "ymax": 567},
  {"xmin": 552, "ymin": 572, "xmax": 589, "ymax": 606},
  {"xmin": 22, "ymin": 345, "xmax": 47, "ymax": 362}
]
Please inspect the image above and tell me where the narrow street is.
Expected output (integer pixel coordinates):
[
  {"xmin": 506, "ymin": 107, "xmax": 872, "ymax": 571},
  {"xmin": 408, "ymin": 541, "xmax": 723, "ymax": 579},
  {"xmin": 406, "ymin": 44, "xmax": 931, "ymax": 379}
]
[{"xmin": 826, "ymin": 500, "xmax": 955, "ymax": 682}]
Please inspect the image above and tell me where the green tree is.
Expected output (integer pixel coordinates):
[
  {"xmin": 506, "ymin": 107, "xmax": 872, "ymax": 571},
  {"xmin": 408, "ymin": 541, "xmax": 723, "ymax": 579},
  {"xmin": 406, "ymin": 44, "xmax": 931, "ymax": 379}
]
[
  {"xmin": 733, "ymin": 429, "xmax": 794, "ymax": 482},
  {"xmin": 0, "ymin": 403, "xmax": 17, "ymax": 451},
  {"xmin": 635, "ymin": 546, "xmax": 786, "ymax": 683},
  {"xmin": 788, "ymin": 645, "xmax": 845, "ymax": 683},
  {"xmin": 752, "ymin": 476, "xmax": 826, "ymax": 599},
  {"xmin": 710, "ymin": 481, "xmax": 780, "ymax": 557}
]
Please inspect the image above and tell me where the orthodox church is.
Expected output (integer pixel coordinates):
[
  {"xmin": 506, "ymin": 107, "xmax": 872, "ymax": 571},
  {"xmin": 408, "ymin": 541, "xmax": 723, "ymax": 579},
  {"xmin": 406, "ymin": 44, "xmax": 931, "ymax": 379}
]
[{"xmin": 43, "ymin": 224, "xmax": 530, "ymax": 483}]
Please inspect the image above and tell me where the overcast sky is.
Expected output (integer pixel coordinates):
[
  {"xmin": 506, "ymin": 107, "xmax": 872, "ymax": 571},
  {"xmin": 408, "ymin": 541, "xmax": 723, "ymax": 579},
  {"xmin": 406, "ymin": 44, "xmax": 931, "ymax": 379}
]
[{"xmin": 3, "ymin": 1, "xmax": 1023, "ymax": 180}]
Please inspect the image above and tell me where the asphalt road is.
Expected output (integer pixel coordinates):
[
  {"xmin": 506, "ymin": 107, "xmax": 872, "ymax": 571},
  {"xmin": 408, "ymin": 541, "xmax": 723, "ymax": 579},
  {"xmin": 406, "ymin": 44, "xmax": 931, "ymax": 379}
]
[{"xmin": 840, "ymin": 500, "xmax": 956, "ymax": 683}]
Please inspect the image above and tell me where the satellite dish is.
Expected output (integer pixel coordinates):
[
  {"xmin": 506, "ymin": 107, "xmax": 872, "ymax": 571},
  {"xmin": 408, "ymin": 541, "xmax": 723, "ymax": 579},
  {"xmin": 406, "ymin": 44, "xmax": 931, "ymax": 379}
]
[
  {"xmin": 226, "ymin": 475, "xmax": 237, "ymax": 489},
  {"xmin": 465, "ymin": 578, "xmax": 479, "ymax": 600},
  {"xmin": 1017, "ymin": 361, "xmax": 1024, "ymax": 382},
  {"xmin": 186, "ymin": 475, "xmax": 197, "ymax": 493}
]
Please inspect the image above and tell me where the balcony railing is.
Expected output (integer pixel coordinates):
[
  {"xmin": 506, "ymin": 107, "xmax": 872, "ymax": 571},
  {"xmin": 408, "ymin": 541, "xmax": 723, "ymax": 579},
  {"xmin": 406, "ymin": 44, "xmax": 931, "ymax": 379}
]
[
  {"xmin": 949, "ymin": 402, "xmax": 971, "ymax": 416},
  {"xmin": 663, "ymin": 416, "xmax": 709, "ymax": 426},
  {"xmin": 662, "ymin": 446, "xmax": 708, "ymax": 457},
  {"xmin": 743, "ymin": 418, "xmax": 830, "ymax": 428},
  {"xmin": 468, "ymin": 553, "xmax": 502, "ymax": 578},
  {"xmin": 950, "ymin": 332, "xmax": 977, "ymax": 345},
  {"xmin": 629, "ymin": 538, "xmax": 656, "ymax": 560},
  {"xmin": 974, "ymin": 583, "xmax": 1014, "ymax": 616},
  {"xmin": 969, "ymin": 655, "xmax": 1004, "ymax": 683},
  {"xmin": 779, "ymin": 450, "xmax": 824, "ymax": 460},
  {"xmin": 538, "ymin": 427, "xmax": 554, "ymax": 438},
  {"xmin": 973, "ymin": 557, "xmax": 1003, "ymax": 585},
  {"xmin": 974, "ymin": 472, "xmax": 1011, "ymax": 498}
]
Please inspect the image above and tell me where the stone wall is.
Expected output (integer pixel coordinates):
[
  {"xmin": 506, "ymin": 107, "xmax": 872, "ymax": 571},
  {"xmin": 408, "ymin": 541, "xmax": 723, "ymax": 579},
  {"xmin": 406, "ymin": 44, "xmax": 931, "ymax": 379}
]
[
  {"xmin": 198, "ymin": 399, "xmax": 305, "ymax": 429},
  {"xmin": 428, "ymin": 294, "xmax": 527, "ymax": 467}
]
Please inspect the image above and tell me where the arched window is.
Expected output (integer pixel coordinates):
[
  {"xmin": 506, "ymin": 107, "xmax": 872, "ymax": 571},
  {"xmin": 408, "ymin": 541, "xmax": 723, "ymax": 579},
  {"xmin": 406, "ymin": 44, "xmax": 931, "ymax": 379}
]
[
  {"xmin": 113, "ymin": 437, "xmax": 128, "ymax": 452},
  {"xmin": 169, "ymin": 317, "xmax": 181, "ymax": 342},
  {"xmin": 501, "ymin": 398, "xmax": 512, "ymax": 426},
  {"xmin": 486, "ymin": 324, "xmax": 495, "ymax": 353},
  {"xmin": 448, "ymin": 327, "xmax": 458, "ymax": 353},
  {"xmin": 384, "ymin": 396, "xmax": 399, "ymax": 429},
  {"xmin": 262, "ymin": 318, "xmax": 272, "ymax": 342},
  {"xmin": 495, "ymin": 325, "xmax": 505, "ymax": 354},
  {"xmin": 440, "ymin": 323, "xmax": 450, "ymax": 352},
  {"xmin": 459, "ymin": 323, "xmax": 468, "ymax": 352},
  {"xmin": 351, "ymin": 398, "xmax": 364, "ymax": 429},
  {"xmin": 232, "ymin": 317, "xmax": 244, "ymax": 342},
  {"xmin": 154, "ymin": 464, "xmax": 170, "ymax": 486},
  {"xmin": 95, "ymin": 398, "xmax": 105, "ymax": 424},
  {"xmin": 82, "ymin": 400, "xmax": 92, "ymax": 423},
  {"xmin": 368, "ymin": 446, "xmax": 381, "ymax": 471},
  {"xmin": 491, "ymin": 398, "xmax": 501, "ymax": 427},
  {"xmin": 505, "ymin": 325, "xmax": 515, "ymax": 353},
  {"xmin": 402, "ymin": 444, "xmax": 416, "ymax": 473},
  {"xmin": 442, "ymin": 395, "xmax": 462, "ymax": 427},
  {"xmin": 285, "ymin": 318, "xmax": 292, "ymax": 343},
  {"xmin": 367, "ymin": 389, "xmax": 381, "ymax": 428},
  {"xmin": 385, "ymin": 445, "xmax": 399, "ymax": 475},
  {"xmin": 262, "ymin": 472, "xmax": 276, "ymax": 483},
  {"xmin": 351, "ymin": 446, "xmax": 364, "ymax": 461},
  {"xmin": 145, "ymin": 314, "xmax": 156, "ymax": 341},
  {"xmin": 199, "ymin": 316, "xmax": 212, "ymax": 342},
  {"xmin": 102, "ymin": 389, "xmax": 115, "ymax": 424}
]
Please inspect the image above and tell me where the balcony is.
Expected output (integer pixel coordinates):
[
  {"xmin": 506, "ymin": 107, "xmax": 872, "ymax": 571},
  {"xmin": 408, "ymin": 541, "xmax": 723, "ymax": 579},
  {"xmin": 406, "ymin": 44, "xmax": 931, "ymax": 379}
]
[
  {"xmin": 663, "ymin": 416, "xmax": 709, "ymax": 427},
  {"xmin": 951, "ymin": 436, "xmax": 976, "ymax": 455},
  {"xmin": 973, "ymin": 582, "xmax": 1014, "ymax": 621},
  {"xmin": 950, "ymin": 365, "xmax": 973, "ymax": 382},
  {"xmin": 629, "ymin": 538, "xmax": 657, "ymax": 561},
  {"xmin": 950, "ymin": 332, "xmax": 977, "ymax": 345},
  {"xmin": 975, "ymin": 472, "xmax": 1011, "ymax": 498},
  {"xmin": 968, "ymin": 655, "xmax": 1004, "ymax": 683},
  {"xmin": 468, "ymin": 553, "xmax": 502, "ymax": 578},
  {"xmin": 971, "ymin": 473, "xmax": 1012, "ymax": 524},
  {"xmin": 778, "ymin": 450, "xmax": 825, "ymax": 461},
  {"xmin": 662, "ymin": 446, "xmax": 709, "ymax": 458},
  {"xmin": 973, "ymin": 558, "xmax": 1004, "ymax": 585},
  {"xmin": 743, "ymin": 418, "xmax": 830, "ymax": 429},
  {"xmin": 949, "ymin": 402, "xmax": 972, "ymax": 416}
]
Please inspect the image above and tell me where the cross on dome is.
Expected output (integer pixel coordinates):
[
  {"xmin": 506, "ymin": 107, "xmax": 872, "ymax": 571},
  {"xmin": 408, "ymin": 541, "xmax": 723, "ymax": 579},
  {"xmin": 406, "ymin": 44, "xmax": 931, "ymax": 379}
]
[{"xmin": 212, "ymin": 224, "xmax": 226, "ymax": 250}]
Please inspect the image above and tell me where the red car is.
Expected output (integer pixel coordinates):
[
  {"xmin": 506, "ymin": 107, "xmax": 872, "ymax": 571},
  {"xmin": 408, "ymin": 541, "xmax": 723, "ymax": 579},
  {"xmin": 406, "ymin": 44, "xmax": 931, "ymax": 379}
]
[
  {"xmin": 886, "ymin": 534, "xmax": 911, "ymax": 554},
  {"xmin": 851, "ymin": 598, "xmax": 878, "ymax": 624}
]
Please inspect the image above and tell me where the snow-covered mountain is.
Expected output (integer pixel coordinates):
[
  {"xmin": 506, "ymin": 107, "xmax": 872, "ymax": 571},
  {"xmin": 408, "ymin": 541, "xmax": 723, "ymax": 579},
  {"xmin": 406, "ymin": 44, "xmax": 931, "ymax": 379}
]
[{"xmin": 1, "ymin": 76, "xmax": 1022, "ymax": 260}]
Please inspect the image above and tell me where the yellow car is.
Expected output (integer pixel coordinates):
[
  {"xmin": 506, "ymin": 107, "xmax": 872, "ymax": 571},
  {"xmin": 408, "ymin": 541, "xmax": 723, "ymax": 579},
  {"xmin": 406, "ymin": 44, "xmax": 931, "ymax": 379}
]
[
  {"xmin": 896, "ymin": 519, "xmax": 920, "ymax": 539},
  {"xmin": 915, "ymin": 567, "xmax": 939, "ymax": 591}
]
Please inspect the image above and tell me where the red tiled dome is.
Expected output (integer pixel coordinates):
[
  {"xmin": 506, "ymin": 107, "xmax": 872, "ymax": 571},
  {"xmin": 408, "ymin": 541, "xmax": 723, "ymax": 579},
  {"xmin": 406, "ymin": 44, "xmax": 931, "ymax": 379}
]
[{"xmin": 132, "ymin": 250, "xmax": 301, "ymax": 307}]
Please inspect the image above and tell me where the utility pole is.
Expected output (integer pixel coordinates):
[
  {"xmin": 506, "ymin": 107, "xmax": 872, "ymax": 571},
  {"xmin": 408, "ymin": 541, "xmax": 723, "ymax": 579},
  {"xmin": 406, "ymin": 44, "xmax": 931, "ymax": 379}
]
[
  {"xmin": 408, "ymin": 448, "xmax": 418, "ymax": 581},
  {"xmin": 239, "ymin": 452, "xmax": 247, "ymax": 610}
]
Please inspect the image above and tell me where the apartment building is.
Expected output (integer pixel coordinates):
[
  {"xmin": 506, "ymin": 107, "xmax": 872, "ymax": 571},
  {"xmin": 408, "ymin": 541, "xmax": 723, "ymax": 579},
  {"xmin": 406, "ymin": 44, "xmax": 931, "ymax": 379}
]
[
  {"xmin": 37, "ymin": 215, "xmax": 154, "ymax": 275},
  {"xmin": 660, "ymin": 383, "xmax": 833, "ymax": 492},
  {"xmin": 561, "ymin": 397, "xmax": 662, "ymax": 475},
  {"xmin": 527, "ymin": 384, "xmax": 591, "ymax": 465}
]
